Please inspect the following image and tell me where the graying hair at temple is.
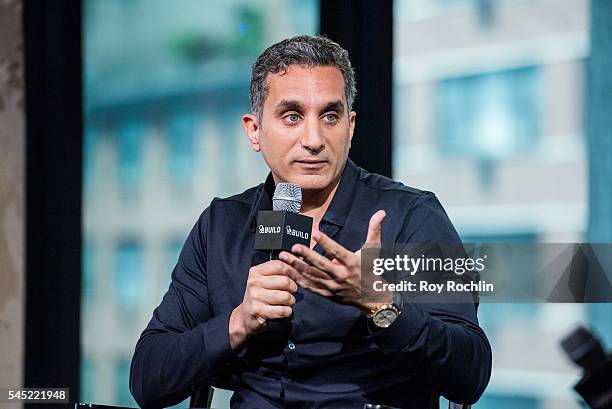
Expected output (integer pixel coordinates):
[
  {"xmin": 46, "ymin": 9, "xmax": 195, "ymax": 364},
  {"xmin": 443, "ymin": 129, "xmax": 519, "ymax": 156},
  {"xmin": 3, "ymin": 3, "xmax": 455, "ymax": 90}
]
[{"xmin": 249, "ymin": 35, "xmax": 357, "ymax": 120}]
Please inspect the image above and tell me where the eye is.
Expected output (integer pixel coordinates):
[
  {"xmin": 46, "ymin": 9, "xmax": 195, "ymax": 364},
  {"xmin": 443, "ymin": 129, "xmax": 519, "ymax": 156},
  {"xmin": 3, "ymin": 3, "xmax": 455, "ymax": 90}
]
[
  {"xmin": 283, "ymin": 113, "xmax": 301, "ymax": 125},
  {"xmin": 323, "ymin": 113, "xmax": 338, "ymax": 123}
]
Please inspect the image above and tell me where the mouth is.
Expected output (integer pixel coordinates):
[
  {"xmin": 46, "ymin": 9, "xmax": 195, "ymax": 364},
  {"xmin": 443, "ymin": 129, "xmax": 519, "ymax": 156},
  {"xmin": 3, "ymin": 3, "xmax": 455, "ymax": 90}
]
[
  {"xmin": 295, "ymin": 159, "xmax": 328, "ymax": 164},
  {"xmin": 294, "ymin": 159, "xmax": 328, "ymax": 171}
]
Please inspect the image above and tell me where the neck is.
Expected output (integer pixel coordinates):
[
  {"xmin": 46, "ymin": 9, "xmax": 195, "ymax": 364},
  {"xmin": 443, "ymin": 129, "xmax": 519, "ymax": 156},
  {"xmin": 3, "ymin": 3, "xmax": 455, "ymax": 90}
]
[
  {"xmin": 300, "ymin": 176, "xmax": 341, "ymax": 217},
  {"xmin": 281, "ymin": 171, "xmax": 343, "ymax": 249}
]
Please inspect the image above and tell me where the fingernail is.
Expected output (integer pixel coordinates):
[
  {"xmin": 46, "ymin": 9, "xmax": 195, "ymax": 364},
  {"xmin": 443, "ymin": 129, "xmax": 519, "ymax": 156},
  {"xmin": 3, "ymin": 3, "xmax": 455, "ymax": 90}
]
[
  {"xmin": 279, "ymin": 253, "xmax": 287, "ymax": 261},
  {"xmin": 313, "ymin": 231, "xmax": 321, "ymax": 240}
]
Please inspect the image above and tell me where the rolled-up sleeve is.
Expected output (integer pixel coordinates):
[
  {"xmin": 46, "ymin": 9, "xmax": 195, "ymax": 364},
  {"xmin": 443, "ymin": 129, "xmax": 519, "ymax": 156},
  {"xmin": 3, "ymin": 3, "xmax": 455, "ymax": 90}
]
[{"xmin": 129, "ymin": 208, "xmax": 235, "ymax": 408}]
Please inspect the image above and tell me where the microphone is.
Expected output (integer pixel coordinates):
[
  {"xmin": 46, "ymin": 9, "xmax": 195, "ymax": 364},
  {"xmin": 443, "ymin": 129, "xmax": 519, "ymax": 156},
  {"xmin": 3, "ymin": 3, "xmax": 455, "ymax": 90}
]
[{"xmin": 254, "ymin": 182, "xmax": 313, "ymax": 259}]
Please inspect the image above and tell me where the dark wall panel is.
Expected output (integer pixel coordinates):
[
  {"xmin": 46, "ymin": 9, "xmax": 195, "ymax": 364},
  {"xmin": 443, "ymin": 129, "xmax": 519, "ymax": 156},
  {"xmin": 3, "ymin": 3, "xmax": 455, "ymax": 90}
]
[
  {"xmin": 320, "ymin": 0, "xmax": 393, "ymax": 177},
  {"xmin": 24, "ymin": 0, "xmax": 83, "ymax": 406}
]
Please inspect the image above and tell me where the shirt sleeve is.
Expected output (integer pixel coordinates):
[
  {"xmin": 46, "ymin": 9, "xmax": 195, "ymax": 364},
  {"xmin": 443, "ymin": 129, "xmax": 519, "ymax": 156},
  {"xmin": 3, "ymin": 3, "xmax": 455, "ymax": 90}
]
[
  {"xmin": 129, "ymin": 207, "xmax": 235, "ymax": 408},
  {"xmin": 371, "ymin": 192, "xmax": 492, "ymax": 405}
]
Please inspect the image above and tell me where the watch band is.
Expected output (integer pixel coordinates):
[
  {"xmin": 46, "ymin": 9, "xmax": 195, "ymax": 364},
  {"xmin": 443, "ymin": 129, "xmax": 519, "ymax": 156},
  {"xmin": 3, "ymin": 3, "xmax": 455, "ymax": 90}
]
[{"xmin": 392, "ymin": 290, "xmax": 403, "ymax": 312}]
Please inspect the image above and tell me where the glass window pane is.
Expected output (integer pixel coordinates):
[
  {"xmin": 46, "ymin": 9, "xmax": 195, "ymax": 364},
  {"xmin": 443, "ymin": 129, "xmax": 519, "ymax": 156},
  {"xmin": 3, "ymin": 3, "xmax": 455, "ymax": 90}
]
[
  {"xmin": 437, "ymin": 67, "xmax": 539, "ymax": 160},
  {"xmin": 114, "ymin": 239, "xmax": 144, "ymax": 309},
  {"xmin": 115, "ymin": 357, "xmax": 136, "ymax": 408},
  {"xmin": 117, "ymin": 119, "xmax": 144, "ymax": 192},
  {"xmin": 167, "ymin": 110, "xmax": 196, "ymax": 189}
]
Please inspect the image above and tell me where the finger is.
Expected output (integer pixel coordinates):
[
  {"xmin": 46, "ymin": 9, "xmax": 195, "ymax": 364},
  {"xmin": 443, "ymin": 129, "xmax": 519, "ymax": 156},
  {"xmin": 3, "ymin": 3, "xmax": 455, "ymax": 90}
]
[
  {"xmin": 257, "ymin": 303, "xmax": 293, "ymax": 320},
  {"xmin": 280, "ymin": 251, "xmax": 330, "ymax": 280},
  {"xmin": 256, "ymin": 289, "xmax": 296, "ymax": 306},
  {"xmin": 365, "ymin": 210, "xmax": 386, "ymax": 245},
  {"xmin": 312, "ymin": 230, "xmax": 354, "ymax": 266},
  {"xmin": 300, "ymin": 268, "xmax": 341, "ymax": 292},
  {"xmin": 258, "ymin": 275, "xmax": 299, "ymax": 293},
  {"xmin": 290, "ymin": 244, "xmax": 341, "ymax": 278},
  {"xmin": 301, "ymin": 284, "xmax": 334, "ymax": 298},
  {"xmin": 281, "ymin": 251, "xmax": 341, "ymax": 292},
  {"xmin": 254, "ymin": 260, "xmax": 300, "ymax": 278},
  {"xmin": 279, "ymin": 252, "xmax": 325, "ymax": 289}
]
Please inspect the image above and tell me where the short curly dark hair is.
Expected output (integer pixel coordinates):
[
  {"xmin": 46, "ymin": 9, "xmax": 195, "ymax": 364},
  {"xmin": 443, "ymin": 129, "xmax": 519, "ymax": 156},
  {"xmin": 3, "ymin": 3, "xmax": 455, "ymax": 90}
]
[{"xmin": 249, "ymin": 35, "xmax": 357, "ymax": 120}]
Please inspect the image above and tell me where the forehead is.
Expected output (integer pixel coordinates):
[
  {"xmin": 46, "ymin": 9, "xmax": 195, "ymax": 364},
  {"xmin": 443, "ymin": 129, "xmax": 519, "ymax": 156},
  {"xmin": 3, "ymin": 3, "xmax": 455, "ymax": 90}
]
[{"xmin": 264, "ymin": 65, "xmax": 346, "ymax": 107}]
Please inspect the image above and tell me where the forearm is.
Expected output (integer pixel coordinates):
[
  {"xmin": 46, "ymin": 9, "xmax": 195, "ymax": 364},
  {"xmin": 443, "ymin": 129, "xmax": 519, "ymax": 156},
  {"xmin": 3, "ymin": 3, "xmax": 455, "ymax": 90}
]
[
  {"xmin": 130, "ymin": 311, "xmax": 234, "ymax": 408},
  {"xmin": 372, "ymin": 302, "xmax": 492, "ymax": 404}
]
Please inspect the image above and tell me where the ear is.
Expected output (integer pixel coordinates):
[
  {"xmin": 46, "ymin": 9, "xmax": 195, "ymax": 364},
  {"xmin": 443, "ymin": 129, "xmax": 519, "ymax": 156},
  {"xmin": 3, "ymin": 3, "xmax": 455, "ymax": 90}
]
[
  {"xmin": 348, "ymin": 111, "xmax": 356, "ymax": 143},
  {"xmin": 242, "ymin": 114, "xmax": 261, "ymax": 152}
]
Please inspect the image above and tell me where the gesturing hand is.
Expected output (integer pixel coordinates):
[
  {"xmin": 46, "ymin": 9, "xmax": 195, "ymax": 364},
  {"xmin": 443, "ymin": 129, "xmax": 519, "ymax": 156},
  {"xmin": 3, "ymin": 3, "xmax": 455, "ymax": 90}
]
[{"xmin": 278, "ymin": 210, "xmax": 391, "ymax": 313}]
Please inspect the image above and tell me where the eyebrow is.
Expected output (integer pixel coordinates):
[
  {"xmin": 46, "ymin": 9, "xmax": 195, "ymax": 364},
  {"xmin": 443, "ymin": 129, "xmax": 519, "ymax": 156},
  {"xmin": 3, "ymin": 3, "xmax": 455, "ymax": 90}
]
[
  {"xmin": 274, "ymin": 100, "xmax": 305, "ymax": 116},
  {"xmin": 320, "ymin": 100, "xmax": 345, "ymax": 116},
  {"xmin": 273, "ymin": 99, "xmax": 346, "ymax": 117}
]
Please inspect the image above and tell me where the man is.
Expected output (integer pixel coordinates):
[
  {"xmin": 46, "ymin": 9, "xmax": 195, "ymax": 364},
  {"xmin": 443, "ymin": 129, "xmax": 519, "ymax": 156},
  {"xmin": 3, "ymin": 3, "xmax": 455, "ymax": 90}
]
[{"xmin": 130, "ymin": 35, "xmax": 491, "ymax": 409}]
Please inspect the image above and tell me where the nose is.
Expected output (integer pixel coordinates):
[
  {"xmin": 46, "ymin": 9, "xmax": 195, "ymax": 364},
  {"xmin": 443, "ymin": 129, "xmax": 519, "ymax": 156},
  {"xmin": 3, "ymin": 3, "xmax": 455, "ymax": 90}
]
[{"xmin": 301, "ymin": 117, "xmax": 325, "ymax": 154}]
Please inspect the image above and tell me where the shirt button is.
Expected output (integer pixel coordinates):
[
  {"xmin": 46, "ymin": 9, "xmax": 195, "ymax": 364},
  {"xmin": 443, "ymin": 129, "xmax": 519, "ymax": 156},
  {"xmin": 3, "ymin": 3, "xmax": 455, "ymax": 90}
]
[{"xmin": 288, "ymin": 341, "xmax": 296, "ymax": 350}]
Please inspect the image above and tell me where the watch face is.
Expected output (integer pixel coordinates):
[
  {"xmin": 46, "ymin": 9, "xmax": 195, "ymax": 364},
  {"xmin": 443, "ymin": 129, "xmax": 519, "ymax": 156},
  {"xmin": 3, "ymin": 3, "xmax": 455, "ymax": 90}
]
[{"xmin": 373, "ymin": 308, "xmax": 398, "ymax": 328}]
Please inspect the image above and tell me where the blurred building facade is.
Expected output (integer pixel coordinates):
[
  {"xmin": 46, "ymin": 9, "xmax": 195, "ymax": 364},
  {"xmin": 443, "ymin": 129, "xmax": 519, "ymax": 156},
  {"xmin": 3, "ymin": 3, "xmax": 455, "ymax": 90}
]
[
  {"xmin": 81, "ymin": 0, "xmax": 317, "ymax": 407},
  {"xmin": 394, "ymin": 1, "xmax": 599, "ymax": 408}
]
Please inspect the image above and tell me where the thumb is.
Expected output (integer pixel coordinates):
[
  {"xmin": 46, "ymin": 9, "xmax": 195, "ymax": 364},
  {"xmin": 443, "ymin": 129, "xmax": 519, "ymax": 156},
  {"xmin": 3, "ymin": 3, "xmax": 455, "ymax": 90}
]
[{"xmin": 365, "ymin": 210, "xmax": 386, "ymax": 245}]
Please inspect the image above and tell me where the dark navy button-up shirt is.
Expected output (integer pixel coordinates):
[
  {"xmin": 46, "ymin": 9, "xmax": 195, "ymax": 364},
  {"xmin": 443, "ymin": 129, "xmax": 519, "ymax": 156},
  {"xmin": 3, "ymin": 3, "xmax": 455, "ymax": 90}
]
[{"xmin": 130, "ymin": 159, "xmax": 492, "ymax": 409}]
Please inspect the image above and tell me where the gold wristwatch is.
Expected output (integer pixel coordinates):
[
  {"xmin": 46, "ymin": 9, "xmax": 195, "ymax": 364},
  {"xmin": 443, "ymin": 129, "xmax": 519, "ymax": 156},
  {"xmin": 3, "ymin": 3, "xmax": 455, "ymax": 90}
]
[{"xmin": 367, "ymin": 291, "xmax": 403, "ymax": 329}]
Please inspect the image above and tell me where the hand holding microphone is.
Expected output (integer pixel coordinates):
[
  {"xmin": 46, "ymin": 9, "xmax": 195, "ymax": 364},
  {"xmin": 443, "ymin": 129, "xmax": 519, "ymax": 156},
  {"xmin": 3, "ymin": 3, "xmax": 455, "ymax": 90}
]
[
  {"xmin": 229, "ymin": 183, "xmax": 313, "ymax": 350},
  {"xmin": 229, "ymin": 260, "xmax": 299, "ymax": 349}
]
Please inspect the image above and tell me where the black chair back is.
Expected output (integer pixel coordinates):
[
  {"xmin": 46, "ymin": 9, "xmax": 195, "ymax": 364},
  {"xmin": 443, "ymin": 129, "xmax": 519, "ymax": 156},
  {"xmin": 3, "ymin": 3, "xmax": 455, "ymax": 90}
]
[{"xmin": 189, "ymin": 386, "xmax": 214, "ymax": 408}]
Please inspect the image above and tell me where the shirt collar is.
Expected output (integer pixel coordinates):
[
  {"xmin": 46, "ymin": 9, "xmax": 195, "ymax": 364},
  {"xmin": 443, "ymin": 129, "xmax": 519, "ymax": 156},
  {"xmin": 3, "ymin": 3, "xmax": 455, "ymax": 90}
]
[
  {"xmin": 249, "ymin": 158, "xmax": 360, "ymax": 231},
  {"xmin": 319, "ymin": 158, "xmax": 359, "ymax": 227}
]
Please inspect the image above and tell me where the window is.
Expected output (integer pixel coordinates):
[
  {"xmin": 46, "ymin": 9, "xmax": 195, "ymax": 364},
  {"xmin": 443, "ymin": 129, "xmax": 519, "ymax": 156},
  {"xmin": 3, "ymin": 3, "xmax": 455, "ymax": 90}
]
[
  {"xmin": 117, "ymin": 118, "xmax": 144, "ymax": 192},
  {"xmin": 167, "ymin": 110, "xmax": 197, "ymax": 189},
  {"xmin": 115, "ymin": 357, "xmax": 136, "ymax": 408},
  {"xmin": 80, "ymin": 357, "xmax": 94, "ymax": 404},
  {"xmin": 114, "ymin": 239, "xmax": 144, "ymax": 310},
  {"xmin": 437, "ymin": 67, "xmax": 539, "ymax": 160},
  {"xmin": 167, "ymin": 238, "xmax": 184, "ymax": 269},
  {"xmin": 160, "ymin": 238, "xmax": 185, "ymax": 295}
]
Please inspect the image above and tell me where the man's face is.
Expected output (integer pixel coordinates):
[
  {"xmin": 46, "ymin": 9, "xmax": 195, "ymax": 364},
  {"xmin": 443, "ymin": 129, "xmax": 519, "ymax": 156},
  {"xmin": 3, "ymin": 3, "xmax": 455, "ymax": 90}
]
[{"xmin": 243, "ymin": 65, "xmax": 356, "ymax": 193}]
